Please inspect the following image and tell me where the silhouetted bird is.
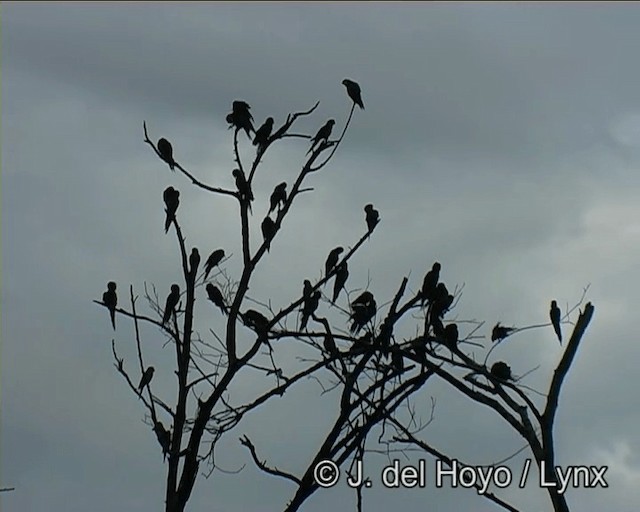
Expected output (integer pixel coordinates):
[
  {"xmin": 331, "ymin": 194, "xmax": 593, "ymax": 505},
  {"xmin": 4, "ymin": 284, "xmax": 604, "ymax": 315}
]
[
  {"xmin": 351, "ymin": 291, "xmax": 374, "ymax": 308},
  {"xmin": 420, "ymin": 262, "xmax": 441, "ymax": 306},
  {"xmin": 490, "ymin": 361, "xmax": 512, "ymax": 381},
  {"xmin": 189, "ymin": 248, "xmax": 200, "ymax": 279},
  {"xmin": 430, "ymin": 283, "xmax": 453, "ymax": 320},
  {"xmin": 443, "ymin": 323, "xmax": 459, "ymax": 349},
  {"xmin": 253, "ymin": 117, "xmax": 274, "ymax": 148},
  {"xmin": 349, "ymin": 292, "xmax": 376, "ymax": 334},
  {"xmin": 162, "ymin": 284, "xmax": 180, "ymax": 325},
  {"xmin": 269, "ymin": 182, "xmax": 287, "ymax": 214},
  {"xmin": 491, "ymin": 322, "xmax": 515, "ymax": 342},
  {"xmin": 226, "ymin": 100, "xmax": 254, "ymax": 137},
  {"xmin": 232, "ymin": 168, "xmax": 254, "ymax": 204},
  {"xmin": 549, "ymin": 300, "xmax": 562, "ymax": 344},
  {"xmin": 153, "ymin": 422, "xmax": 171, "ymax": 461},
  {"xmin": 163, "ymin": 187, "xmax": 180, "ymax": 233},
  {"xmin": 303, "ymin": 279, "xmax": 313, "ymax": 299},
  {"xmin": 364, "ymin": 204, "xmax": 380, "ymax": 234},
  {"xmin": 300, "ymin": 290, "xmax": 321, "ymax": 331},
  {"xmin": 203, "ymin": 249, "xmax": 225, "ymax": 280},
  {"xmin": 243, "ymin": 309, "xmax": 270, "ymax": 337},
  {"xmin": 342, "ymin": 79, "xmax": 364, "ymax": 110},
  {"xmin": 391, "ymin": 348, "xmax": 404, "ymax": 374},
  {"xmin": 261, "ymin": 216, "xmax": 276, "ymax": 251},
  {"xmin": 138, "ymin": 366, "xmax": 155, "ymax": 391},
  {"xmin": 323, "ymin": 333, "xmax": 337, "ymax": 355},
  {"xmin": 103, "ymin": 281, "xmax": 117, "ymax": 330},
  {"xmin": 206, "ymin": 283, "xmax": 227, "ymax": 314},
  {"xmin": 332, "ymin": 261, "xmax": 349, "ymax": 302},
  {"xmin": 325, "ymin": 247, "xmax": 344, "ymax": 279},
  {"xmin": 157, "ymin": 138, "xmax": 175, "ymax": 171},
  {"xmin": 308, "ymin": 119, "xmax": 335, "ymax": 153}
]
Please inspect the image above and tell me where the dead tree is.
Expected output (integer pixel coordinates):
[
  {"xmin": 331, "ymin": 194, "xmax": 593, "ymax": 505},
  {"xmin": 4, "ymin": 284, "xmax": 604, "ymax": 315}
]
[{"xmin": 95, "ymin": 83, "xmax": 593, "ymax": 512}]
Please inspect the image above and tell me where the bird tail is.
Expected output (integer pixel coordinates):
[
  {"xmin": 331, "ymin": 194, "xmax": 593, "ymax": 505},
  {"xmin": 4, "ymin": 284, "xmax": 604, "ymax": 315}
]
[{"xmin": 110, "ymin": 311, "xmax": 116, "ymax": 330}]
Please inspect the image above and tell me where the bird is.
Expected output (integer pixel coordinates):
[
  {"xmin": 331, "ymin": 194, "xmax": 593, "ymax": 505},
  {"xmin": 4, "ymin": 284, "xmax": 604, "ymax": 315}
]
[
  {"xmin": 342, "ymin": 79, "xmax": 364, "ymax": 110},
  {"xmin": 490, "ymin": 361, "xmax": 512, "ymax": 381},
  {"xmin": 303, "ymin": 279, "xmax": 313, "ymax": 299},
  {"xmin": 203, "ymin": 249, "xmax": 225, "ymax": 280},
  {"xmin": 269, "ymin": 182, "xmax": 287, "ymax": 214},
  {"xmin": 349, "ymin": 292, "xmax": 376, "ymax": 334},
  {"xmin": 491, "ymin": 322, "xmax": 515, "ymax": 342},
  {"xmin": 261, "ymin": 216, "xmax": 276, "ymax": 251},
  {"xmin": 232, "ymin": 168, "xmax": 254, "ymax": 203},
  {"xmin": 364, "ymin": 204, "xmax": 380, "ymax": 234},
  {"xmin": 153, "ymin": 422, "xmax": 171, "ymax": 461},
  {"xmin": 242, "ymin": 309, "xmax": 270, "ymax": 340},
  {"xmin": 323, "ymin": 333, "xmax": 338, "ymax": 356},
  {"xmin": 206, "ymin": 283, "xmax": 227, "ymax": 314},
  {"xmin": 162, "ymin": 284, "xmax": 180, "ymax": 325},
  {"xmin": 253, "ymin": 117, "xmax": 274, "ymax": 149},
  {"xmin": 430, "ymin": 283, "xmax": 453, "ymax": 320},
  {"xmin": 308, "ymin": 119, "xmax": 335, "ymax": 154},
  {"xmin": 138, "ymin": 366, "xmax": 155, "ymax": 391},
  {"xmin": 189, "ymin": 248, "xmax": 200, "ymax": 280},
  {"xmin": 226, "ymin": 100, "xmax": 254, "ymax": 137},
  {"xmin": 325, "ymin": 247, "xmax": 344, "ymax": 279},
  {"xmin": 549, "ymin": 300, "xmax": 562, "ymax": 344},
  {"xmin": 443, "ymin": 323, "xmax": 459, "ymax": 349},
  {"xmin": 420, "ymin": 262, "xmax": 441, "ymax": 306},
  {"xmin": 351, "ymin": 291, "xmax": 374, "ymax": 308},
  {"xmin": 332, "ymin": 261, "xmax": 349, "ymax": 302},
  {"xmin": 391, "ymin": 349, "xmax": 404, "ymax": 374},
  {"xmin": 102, "ymin": 281, "xmax": 117, "ymax": 330},
  {"xmin": 300, "ymin": 290, "xmax": 321, "ymax": 331},
  {"xmin": 163, "ymin": 187, "xmax": 180, "ymax": 234},
  {"xmin": 157, "ymin": 138, "xmax": 175, "ymax": 171}
]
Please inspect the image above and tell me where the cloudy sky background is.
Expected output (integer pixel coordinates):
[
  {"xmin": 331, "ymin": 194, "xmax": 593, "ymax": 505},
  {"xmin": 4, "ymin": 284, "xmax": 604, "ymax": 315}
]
[{"xmin": 3, "ymin": 3, "xmax": 640, "ymax": 511}]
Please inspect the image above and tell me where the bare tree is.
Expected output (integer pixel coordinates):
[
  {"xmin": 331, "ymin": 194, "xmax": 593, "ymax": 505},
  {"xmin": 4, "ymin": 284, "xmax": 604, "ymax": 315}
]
[{"xmin": 96, "ymin": 82, "xmax": 594, "ymax": 512}]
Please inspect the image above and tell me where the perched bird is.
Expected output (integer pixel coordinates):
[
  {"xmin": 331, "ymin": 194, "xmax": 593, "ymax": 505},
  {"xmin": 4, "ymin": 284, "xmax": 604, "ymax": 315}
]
[
  {"xmin": 102, "ymin": 281, "xmax": 117, "ymax": 330},
  {"xmin": 351, "ymin": 291, "xmax": 374, "ymax": 308},
  {"xmin": 364, "ymin": 204, "xmax": 380, "ymax": 234},
  {"xmin": 549, "ymin": 300, "xmax": 562, "ymax": 344},
  {"xmin": 302, "ymin": 279, "xmax": 313, "ymax": 299},
  {"xmin": 153, "ymin": 422, "xmax": 171, "ymax": 461},
  {"xmin": 261, "ymin": 216, "xmax": 276, "ymax": 251},
  {"xmin": 232, "ymin": 168, "xmax": 254, "ymax": 203},
  {"xmin": 491, "ymin": 322, "xmax": 516, "ymax": 342},
  {"xmin": 332, "ymin": 261, "xmax": 349, "ymax": 302},
  {"xmin": 325, "ymin": 247, "xmax": 344, "ymax": 279},
  {"xmin": 226, "ymin": 100, "xmax": 254, "ymax": 137},
  {"xmin": 203, "ymin": 249, "xmax": 225, "ymax": 280},
  {"xmin": 443, "ymin": 323, "xmax": 459, "ymax": 349},
  {"xmin": 269, "ymin": 182, "xmax": 287, "ymax": 214},
  {"xmin": 490, "ymin": 361, "xmax": 512, "ymax": 381},
  {"xmin": 206, "ymin": 283, "xmax": 227, "ymax": 314},
  {"xmin": 243, "ymin": 309, "xmax": 270, "ymax": 338},
  {"xmin": 189, "ymin": 248, "xmax": 200, "ymax": 280},
  {"xmin": 138, "ymin": 366, "xmax": 155, "ymax": 391},
  {"xmin": 253, "ymin": 117, "xmax": 274, "ymax": 149},
  {"xmin": 342, "ymin": 79, "xmax": 364, "ymax": 110},
  {"xmin": 308, "ymin": 119, "xmax": 335, "ymax": 153},
  {"xmin": 163, "ymin": 187, "xmax": 180, "ymax": 234},
  {"xmin": 420, "ymin": 262, "xmax": 441, "ymax": 306},
  {"xmin": 323, "ymin": 332, "xmax": 338, "ymax": 355},
  {"xmin": 162, "ymin": 284, "xmax": 180, "ymax": 325},
  {"xmin": 300, "ymin": 290, "xmax": 321, "ymax": 331},
  {"xmin": 430, "ymin": 283, "xmax": 453, "ymax": 320},
  {"xmin": 157, "ymin": 138, "xmax": 175, "ymax": 171},
  {"xmin": 349, "ymin": 292, "xmax": 377, "ymax": 334},
  {"xmin": 391, "ymin": 349, "xmax": 404, "ymax": 374}
]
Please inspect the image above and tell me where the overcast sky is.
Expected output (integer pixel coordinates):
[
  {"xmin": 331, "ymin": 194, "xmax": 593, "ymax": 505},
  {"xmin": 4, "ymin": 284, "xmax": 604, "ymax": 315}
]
[{"xmin": 3, "ymin": 3, "xmax": 640, "ymax": 511}]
